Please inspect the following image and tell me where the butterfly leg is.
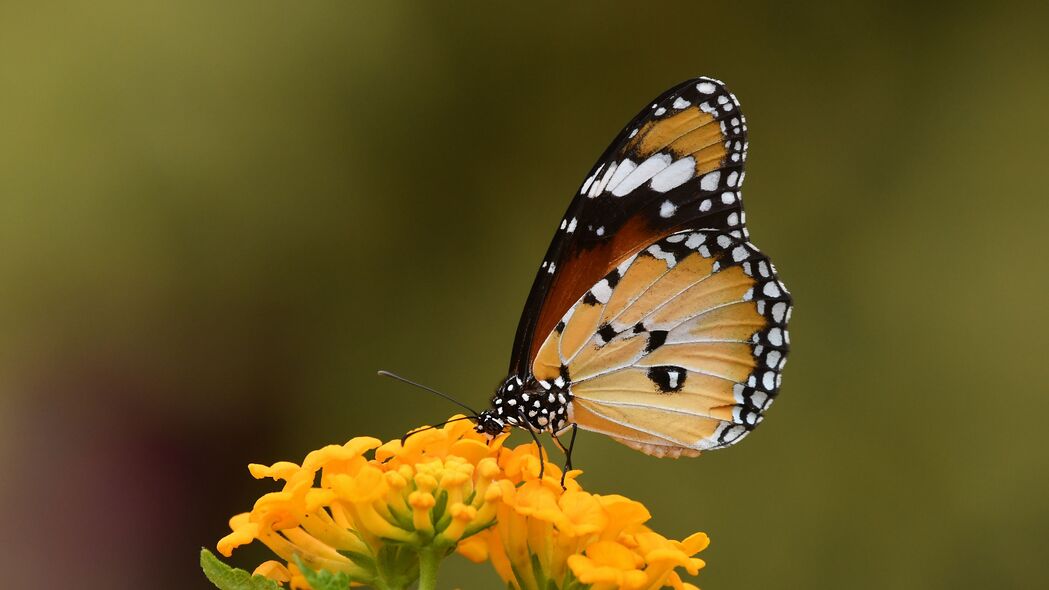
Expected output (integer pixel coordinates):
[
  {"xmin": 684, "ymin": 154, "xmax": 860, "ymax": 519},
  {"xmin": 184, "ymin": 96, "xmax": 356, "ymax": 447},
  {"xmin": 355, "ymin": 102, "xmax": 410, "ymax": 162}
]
[
  {"xmin": 528, "ymin": 428, "xmax": 547, "ymax": 480},
  {"xmin": 519, "ymin": 409, "xmax": 546, "ymax": 480},
  {"xmin": 552, "ymin": 423, "xmax": 578, "ymax": 489}
]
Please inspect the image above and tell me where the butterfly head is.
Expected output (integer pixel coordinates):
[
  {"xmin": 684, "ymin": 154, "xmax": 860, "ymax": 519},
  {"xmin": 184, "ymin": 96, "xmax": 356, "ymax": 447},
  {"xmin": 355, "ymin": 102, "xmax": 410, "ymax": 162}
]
[
  {"xmin": 473, "ymin": 410, "xmax": 508, "ymax": 437},
  {"xmin": 473, "ymin": 376, "xmax": 527, "ymax": 436}
]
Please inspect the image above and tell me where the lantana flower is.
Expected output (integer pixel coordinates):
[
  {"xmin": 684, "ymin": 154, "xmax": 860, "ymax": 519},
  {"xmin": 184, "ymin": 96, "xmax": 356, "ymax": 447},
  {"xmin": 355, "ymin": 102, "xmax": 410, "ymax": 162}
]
[{"xmin": 206, "ymin": 416, "xmax": 708, "ymax": 590}]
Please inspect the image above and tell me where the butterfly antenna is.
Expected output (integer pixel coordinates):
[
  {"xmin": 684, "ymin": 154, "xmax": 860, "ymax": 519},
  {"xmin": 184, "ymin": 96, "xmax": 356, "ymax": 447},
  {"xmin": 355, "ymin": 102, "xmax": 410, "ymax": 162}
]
[
  {"xmin": 401, "ymin": 415, "xmax": 476, "ymax": 444},
  {"xmin": 377, "ymin": 370, "xmax": 481, "ymax": 417}
]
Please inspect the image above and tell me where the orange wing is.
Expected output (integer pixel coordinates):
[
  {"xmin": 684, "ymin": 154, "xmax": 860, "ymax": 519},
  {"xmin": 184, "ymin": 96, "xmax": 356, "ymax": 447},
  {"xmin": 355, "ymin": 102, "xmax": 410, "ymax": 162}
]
[{"xmin": 532, "ymin": 229, "xmax": 791, "ymax": 456}]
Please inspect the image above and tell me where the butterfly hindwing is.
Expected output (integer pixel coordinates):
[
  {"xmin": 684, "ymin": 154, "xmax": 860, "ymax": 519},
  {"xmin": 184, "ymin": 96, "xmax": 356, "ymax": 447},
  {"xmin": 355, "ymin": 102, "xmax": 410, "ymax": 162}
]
[
  {"xmin": 509, "ymin": 77, "xmax": 750, "ymax": 376},
  {"xmin": 531, "ymin": 229, "xmax": 791, "ymax": 457}
]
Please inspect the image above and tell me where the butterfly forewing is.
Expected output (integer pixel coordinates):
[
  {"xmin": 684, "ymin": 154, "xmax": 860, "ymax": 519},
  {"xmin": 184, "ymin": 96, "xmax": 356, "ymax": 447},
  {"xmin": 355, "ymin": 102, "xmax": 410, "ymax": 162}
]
[{"xmin": 509, "ymin": 77, "xmax": 750, "ymax": 376}]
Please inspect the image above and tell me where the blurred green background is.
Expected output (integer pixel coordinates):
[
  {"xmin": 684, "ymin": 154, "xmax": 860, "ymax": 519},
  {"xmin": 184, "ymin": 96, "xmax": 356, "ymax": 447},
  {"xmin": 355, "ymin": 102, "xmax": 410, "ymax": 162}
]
[{"xmin": 2, "ymin": 2, "xmax": 1048, "ymax": 589}]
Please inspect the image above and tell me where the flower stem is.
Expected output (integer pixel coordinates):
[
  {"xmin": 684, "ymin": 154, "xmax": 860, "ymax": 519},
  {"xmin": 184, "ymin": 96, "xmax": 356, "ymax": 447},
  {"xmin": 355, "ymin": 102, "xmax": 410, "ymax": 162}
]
[{"xmin": 417, "ymin": 547, "xmax": 441, "ymax": 590}]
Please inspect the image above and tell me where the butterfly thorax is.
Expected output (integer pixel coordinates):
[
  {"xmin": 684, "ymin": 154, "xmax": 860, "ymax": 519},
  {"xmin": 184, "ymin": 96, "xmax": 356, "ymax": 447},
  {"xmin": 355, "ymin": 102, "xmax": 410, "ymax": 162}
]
[{"xmin": 474, "ymin": 374, "xmax": 572, "ymax": 436}]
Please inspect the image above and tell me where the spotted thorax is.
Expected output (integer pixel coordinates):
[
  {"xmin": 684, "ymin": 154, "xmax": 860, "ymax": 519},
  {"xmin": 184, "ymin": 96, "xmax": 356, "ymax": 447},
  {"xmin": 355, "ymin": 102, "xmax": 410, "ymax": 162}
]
[{"xmin": 475, "ymin": 375, "xmax": 573, "ymax": 437}]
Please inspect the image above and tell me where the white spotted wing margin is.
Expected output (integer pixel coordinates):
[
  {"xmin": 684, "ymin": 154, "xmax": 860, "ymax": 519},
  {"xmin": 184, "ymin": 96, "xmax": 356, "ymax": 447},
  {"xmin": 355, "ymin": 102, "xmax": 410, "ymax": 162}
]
[{"xmin": 531, "ymin": 228, "xmax": 792, "ymax": 458}]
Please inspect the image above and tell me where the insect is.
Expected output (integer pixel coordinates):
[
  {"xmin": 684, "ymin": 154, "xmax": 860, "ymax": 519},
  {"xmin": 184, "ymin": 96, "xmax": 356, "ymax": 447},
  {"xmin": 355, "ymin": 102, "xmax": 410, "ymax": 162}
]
[{"xmin": 389, "ymin": 77, "xmax": 791, "ymax": 479}]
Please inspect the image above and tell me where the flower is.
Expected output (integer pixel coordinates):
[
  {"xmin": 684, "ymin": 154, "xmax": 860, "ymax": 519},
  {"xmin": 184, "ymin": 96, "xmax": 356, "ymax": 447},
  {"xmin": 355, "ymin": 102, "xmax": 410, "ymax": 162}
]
[
  {"xmin": 459, "ymin": 474, "xmax": 709, "ymax": 590},
  {"xmin": 214, "ymin": 416, "xmax": 708, "ymax": 590},
  {"xmin": 217, "ymin": 418, "xmax": 506, "ymax": 589}
]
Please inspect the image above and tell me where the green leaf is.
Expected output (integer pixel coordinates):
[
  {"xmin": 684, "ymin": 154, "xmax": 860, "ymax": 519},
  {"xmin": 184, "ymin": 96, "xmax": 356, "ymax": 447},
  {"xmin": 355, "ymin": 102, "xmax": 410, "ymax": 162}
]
[
  {"xmin": 336, "ymin": 549, "xmax": 376, "ymax": 575},
  {"xmin": 200, "ymin": 548, "xmax": 281, "ymax": 590},
  {"xmin": 294, "ymin": 555, "xmax": 355, "ymax": 590}
]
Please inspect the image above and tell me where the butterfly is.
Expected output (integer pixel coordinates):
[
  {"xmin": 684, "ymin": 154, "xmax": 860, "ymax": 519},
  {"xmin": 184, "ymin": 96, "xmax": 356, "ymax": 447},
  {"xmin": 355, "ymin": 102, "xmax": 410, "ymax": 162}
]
[{"xmin": 400, "ymin": 77, "xmax": 791, "ymax": 472}]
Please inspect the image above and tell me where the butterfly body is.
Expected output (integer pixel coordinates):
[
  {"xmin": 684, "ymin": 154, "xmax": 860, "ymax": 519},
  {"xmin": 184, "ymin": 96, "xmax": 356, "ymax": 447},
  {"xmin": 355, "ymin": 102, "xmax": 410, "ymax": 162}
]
[
  {"xmin": 475, "ymin": 375, "xmax": 573, "ymax": 437},
  {"xmin": 474, "ymin": 77, "xmax": 791, "ymax": 459}
]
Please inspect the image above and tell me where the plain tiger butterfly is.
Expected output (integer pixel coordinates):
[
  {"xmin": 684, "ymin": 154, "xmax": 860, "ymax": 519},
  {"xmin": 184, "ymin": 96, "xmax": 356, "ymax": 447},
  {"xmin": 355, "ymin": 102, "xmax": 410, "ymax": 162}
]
[{"xmin": 390, "ymin": 77, "xmax": 791, "ymax": 475}]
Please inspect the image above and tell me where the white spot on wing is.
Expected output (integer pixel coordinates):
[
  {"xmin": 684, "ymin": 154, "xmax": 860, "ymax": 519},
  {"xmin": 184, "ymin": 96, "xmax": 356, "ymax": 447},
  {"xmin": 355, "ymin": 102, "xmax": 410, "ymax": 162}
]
[
  {"xmin": 611, "ymin": 153, "xmax": 672, "ymax": 197},
  {"xmin": 772, "ymin": 302, "xmax": 786, "ymax": 323},
  {"xmin": 580, "ymin": 173, "xmax": 597, "ymax": 195},
  {"xmin": 768, "ymin": 328, "xmax": 783, "ymax": 346},
  {"xmin": 766, "ymin": 350, "xmax": 782, "ymax": 368},
  {"xmin": 697, "ymin": 81, "xmax": 717, "ymax": 94},
  {"xmin": 672, "ymin": 97, "xmax": 691, "ymax": 109},
  {"xmin": 650, "ymin": 156, "xmax": 695, "ymax": 193},
  {"xmin": 752, "ymin": 390, "xmax": 769, "ymax": 409},
  {"xmin": 589, "ymin": 161, "xmax": 619, "ymax": 198},
  {"xmin": 605, "ymin": 158, "xmax": 636, "ymax": 192},
  {"xmin": 647, "ymin": 244, "xmax": 677, "ymax": 265},
  {"xmin": 591, "ymin": 279, "xmax": 613, "ymax": 303},
  {"xmin": 667, "ymin": 370, "xmax": 680, "ymax": 388},
  {"xmin": 700, "ymin": 171, "xmax": 720, "ymax": 191},
  {"xmin": 658, "ymin": 200, "xmax": 677, "ymax": 218}
]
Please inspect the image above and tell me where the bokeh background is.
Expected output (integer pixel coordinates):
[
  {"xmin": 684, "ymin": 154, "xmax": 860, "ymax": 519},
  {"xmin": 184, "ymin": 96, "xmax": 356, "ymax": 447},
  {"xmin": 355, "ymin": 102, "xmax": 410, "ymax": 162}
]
[{"xmin": 2, "ymin": 2, "xmax": 1048, "ymax": 589}]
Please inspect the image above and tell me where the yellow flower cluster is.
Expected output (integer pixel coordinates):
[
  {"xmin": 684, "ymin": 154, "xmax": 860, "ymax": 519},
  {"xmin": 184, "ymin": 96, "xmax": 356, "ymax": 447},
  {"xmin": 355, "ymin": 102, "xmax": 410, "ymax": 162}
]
[
  {"xmin": 459, "ymin": 476, "xmax": 708, "ymax": 590},
  {"xmin": 217, "ymin": 417, "xmax": 708, "ymax": 590}
]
